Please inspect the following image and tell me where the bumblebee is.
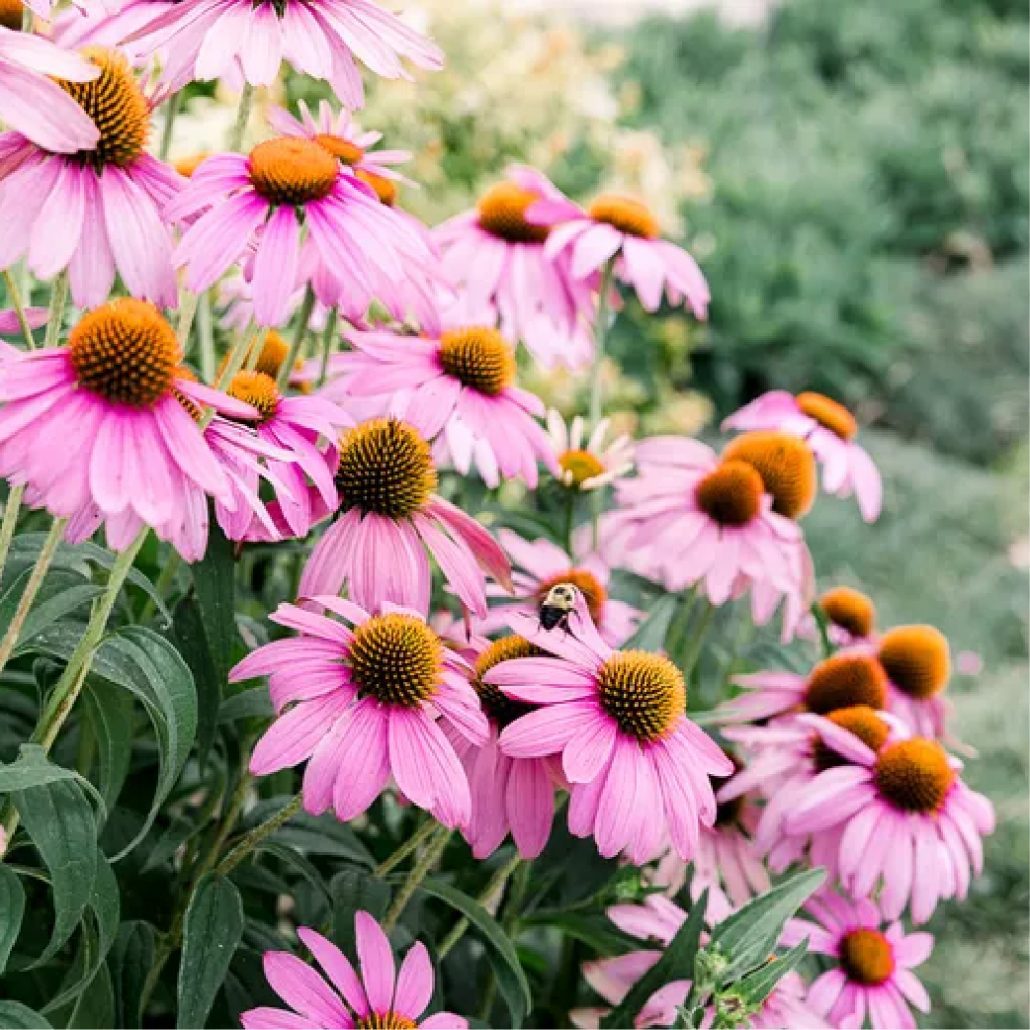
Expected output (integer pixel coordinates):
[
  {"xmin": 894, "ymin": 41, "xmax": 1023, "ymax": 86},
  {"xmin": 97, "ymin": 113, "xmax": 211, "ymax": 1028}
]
[{"xmin": 538, "ymin": 582, "xmax": 579, "ymax": 633}]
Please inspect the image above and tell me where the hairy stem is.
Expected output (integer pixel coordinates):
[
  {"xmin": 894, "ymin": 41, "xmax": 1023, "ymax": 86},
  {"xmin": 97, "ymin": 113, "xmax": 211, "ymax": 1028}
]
[
  {"xmin": 2, "ymin": 270, "xmax": 37, "ymax": 349},
  {"xmin": 381, "ymin": 825, "xmax": 451, "ymax": 932},
  {"xmin": 159, "ymin": 89, "xmax": 183, "ymax": 161},
  {"xmin": 228, "ymin": 83, "xmax": 254, "ymax": 152},
  {"xmin": 43, "ymin": 272, "xmax": 69, "ymax": 351},
  {"xmin": 374, "ymin": 817, "xmax": 441, "ymax": 878},
  {"xmin": 215, "ymin": 793, "xmax": 302, "ymax": 877},
  {"xmin": 0, "ymin": 484, "xmax": 25, "ymax": 582},
  {"xmin": 437, "ymin": 852, "xmax": 522, "ymax": 959},
  {"xmin": 277, "ymin": 287, "xmax": 317, "ymax": 390}
]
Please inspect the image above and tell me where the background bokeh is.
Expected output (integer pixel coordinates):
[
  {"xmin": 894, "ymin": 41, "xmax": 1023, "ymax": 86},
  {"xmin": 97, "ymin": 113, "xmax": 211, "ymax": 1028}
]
[{"xmin": 178, "ymin": 0, "xmax": 1028, "ymax": 1024}]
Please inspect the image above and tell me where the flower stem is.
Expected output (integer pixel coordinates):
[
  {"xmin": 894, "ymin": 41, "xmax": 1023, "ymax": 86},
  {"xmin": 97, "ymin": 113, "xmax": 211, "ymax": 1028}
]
[
  {"xmin": 811, "ymin": 602, "xmax": 834, "ymax": 659},
  {"xmin": 228, "ymin": 83, "xmax": 254, "ymax": 152},
  {"xmin": 159, "ymin": 89, "xmax": 182, "ymax": 161},
  {"xmin": 277, "ymin": 286, "xmax": 316, "ymax": 390},
  {"xmin": 0, "ymin": 484, "xmax": 25, "ymax": 582},
  {"xmin": 43, "ymin": 272, "xmax": 69, "ymax": 350},
  {"xmin": 2, "ymin": 270, "xmax": 36, "ymax": 350},
  {"xmin": 682, "ymin": 599, "xmax": 715, "ymax": 681},
  {"xmin": 374, "ymin": 816, "xmax": 440, "ymax": 878},
  {"xmin": 437, "ymin": 852, "xmax": 521, "ymax": 959},
  {"xmin": 197, "ymin": 291, "xmax": 216, "ymax": 383},
  {"xmin": 588, "ymin": 258, "xmax": 617, "ymax": 549},
  {"xmin": 0, "ymin": 516, "xmax": 67, "ymax": 678},
  {"xmin": 176, "ymin": 286, "xmax": 199, "ymax": 350},
  {"xmin": 381, "ymin": 825, "xmax": 451, "ymax": 932},
  {"xmin": 317, "ymin": 308, "xmax": 339, "ymax": 388},
  {"xmin": 137, "ymin": 550, "xmax": 180, "ymax": 624},
  {"xmin": 215, "ymin": 793, "xmax": 302, "ymax": 877}
]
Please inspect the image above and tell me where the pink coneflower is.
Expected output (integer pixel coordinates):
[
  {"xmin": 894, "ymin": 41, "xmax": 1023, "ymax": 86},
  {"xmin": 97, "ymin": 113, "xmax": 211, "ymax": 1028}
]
[
  {"xmin": 488, "ymin": 597, "xmax": 732, "ymax": 863},
  {"xmin": 297, "ymin": 418, "xmax": 512, "ymax": 618},
  {"xmin": 0, "ymin": 300, "xmax": 252, "ymax": 555},
  {"xmin": 434, "ymin": 166, "xmax": 595, "ymax": 369},
  {"xmin": 783, "ymin": 892, "xmax": 933, "ymax": 1030},
  {"xmin": 806, "ymin": 585, "xmax": 878, "ymax": 647},
  {"xmin": 0, "ymin": 307, "xmax": 47, "ymax": 339},
  {"xmin": 604, "ymin": 436, "xmax": 812, "ymax": 637},
  {"xmin": 480, "ymin": 528, "xmax": 641, "ymax": 647},
  {"xmin": 545, "ymin": 409, "xmax": 634, "ymax": 493},
  {"xmin": 543, "ymin": 192, "xmax": 710, "ymax": 319},
  {"xmin": 241, "ymin": 912, "xmax": 467, "ymax": 1030},
  {"xmin": 571, "ymin": 895, "xmax": 821, "ymax": 1029},
  {"xmin": 0, "ymin": 46, "xmax": 180, "ymax": 308},
  {"xmin": 222, "ymin": 369, "xmax": 351, "ymax": 540},
  {"xmin": 124, "ymin": 0, "xmax": 442, "ymax": 106},
  {"xmin": 723, "ymin": 390, "xmax": 883, "ymax": 522},
  {"xmin": 169, "ymin": 136, "xmax": 437, "ymax": 329},
  {"xmin": 783, "ymin": 723, "xmax": 994, "ymax": 923},
  {"xmin": 448, "ymin": 635, "xmax": 565, "ymax": 859},
  {"xmin": 875, "ymin": 624, "xmax": 952, "ymax": 739},
  {"xmin": 232, "ymin": 597, "xmax": 488, "ymax": 828},
  {"xmin": 0, "ymin": 25, "xmax": 100, "ymax": 154},
  {"xmin": 322, "ymin": 325, "xmax": 558, "ymax": 488}
]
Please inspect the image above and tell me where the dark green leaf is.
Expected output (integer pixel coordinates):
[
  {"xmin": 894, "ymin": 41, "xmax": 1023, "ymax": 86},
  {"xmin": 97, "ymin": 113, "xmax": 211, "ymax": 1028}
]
[
  {"xmin": 14, "ymin": 586, "xmax": 103, "ymax": 655},
  {"xmin": 218, "ymin": 687, "xmax": 274, "ymax": 724},
  {"xmin": 172, "ymin": 594, "xmax": 221, "ymax": 767},
  {"xmin": 0, "ymin": 745, "xmax": 80, "ymax": 793},
  {"xmin": 735, "ymin": 940, "xmax": 809, "ymax": 1007},
  {"xmin": 110, "ymin": 921, "xmax": 155, "ymax": 1029},
  {"xmin": 418, "ymin": 877, "xmax": 532, "ymax": 1027},
  {"xmin": 331, "ymin": 867, "xmax": 390, "ymax": 954},
  {"xmin": 0, "ymin": 1002, "xmax": 52, "ymax": 1028},
  {"xmin": 14, "ymin": 779, "xmax": 98, "ymax": 962},
  {"xmin": 710, "ymin": 868, "xmax": 825, "ymax": 983},
  {"xmin": 190, "ymin": 522, "xmax": 236, "ymax": 682},
  {"xmin": 521, "ymin": 912, "xmax": 637, "ymax": 957},
  {"xmin": 82, "ymin": 684, "xmax": 133, "ymax": 812},
  {"xmin": 601, "ymin": 889, "xmax": 708, "ymax": 1030},
  {"xmin": 66, "ymin": 963, "xmax": 114, "ymax": 1029},
  {"xmin": 266, "ymin": 810, "xmax": 374, "ymax": 867},
  {"xmin": 0, "ymin": 864, "xmax": 25, "ymax": 973},
  {"xmin": 177, "ymin": 875, "xmax": 244, "ymax": 1030},
  {"xmin": 624, "ymin": 593, "xmax": 680, "ymax": 651}
]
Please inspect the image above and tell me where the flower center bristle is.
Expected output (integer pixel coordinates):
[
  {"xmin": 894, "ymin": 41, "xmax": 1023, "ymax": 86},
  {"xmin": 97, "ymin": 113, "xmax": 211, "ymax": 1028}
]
[
  {"xmin": 587, "ymin": 193, "xmax": 660, "ymax": 240},
  {"xmin": 0, "ymin": 0, "xmax": 23, "ymax": 30},
  {"xmin": 559, "ymin": 449, "xmax": 605, "ymax": 487},
  {"xmin": 249, "ymin": 137, "xmax": 337, "ymax": 205},
  {"xmin": 69, "ymin": 299, "xmax": 179, "ymax": 407},
  {"xmin": 477, "ymin": 182, "xmax": 550, "ymax": 244},
  {"xmin": 819, "ymin": 587, "xmax": 876, "ymax": 639},
  {"xmin": 695, "ymin": 460, "xmax": 765, "ymax": 527},
  {"xmin": 804, "ymin": 654, "xmax": 888, "ymax": 715},
  {"xmin": 877, "ymin": 625, "xmax": 951, "ymax": 700},
  {"xmin": 839, "ymin": 929, "xmax": 894, "ymax": 985},
  {"xmin": 873, "ymin": 738, "xmax": 954, "ymax": 813},
  {"xmin": 797, "ymin": 391, "xmax": 858, "ymax": 441},
  {"xmin": 536, "ymin": 568, "xmax": 606, "ymax": 623},
  {"xmin": 58, "ymin": 47, "xmax": 148, "ymax": 168},
  {"xmin": 473, "ymin": 636, "xmax": 542, "ymax": 728},
  {"xmin": 812, "ymin": 705, "xmax": 890, "ymax": 771},
  {"xmin": 314, "ymin": 133, "xmax": 364, "ymax": 165},
  {"xmin": 722, "ymin": 431, "xmax": 817, "ymax": 520},
  {"xmin": 227, "ymin": 370, "xmax": 280, "ymax": 421},
  {"xmin": 438, "ymin": 327, "xmax": 515, "ymax": 396},
  {"xmin": 597, "ymin": 650, "xmax": 685, "ymax": 742},
  {"xmin": 347, "ymin": 613, "xmax": 442, "ymax": 708},
  {"xmin": 335, "ymin": 418, "xmax": 437, "ymax": 520},
  {"xmin": 356, "ymin": 168, "xmax": 398, "ymax": 207},
  {"xmin": 357, "ymin": 1013, "xmax": 418, "ymax": 1030}
]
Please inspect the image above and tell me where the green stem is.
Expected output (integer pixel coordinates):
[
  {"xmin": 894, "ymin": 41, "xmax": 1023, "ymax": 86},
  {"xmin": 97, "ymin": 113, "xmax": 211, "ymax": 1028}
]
[
  {"xmin": 374, "ymin": 817, "xmax": 440, "ymax": 878},
  {"xmin": 213, "ymin": 326, "xmax": 259, "ymax": 397},
  {"xmin": 588, "ymin": 258, "xmax": 616, "ymax": 430},
  {"xmin": 0, "ymin": 516, "xmax": 67, "ymax": 678},
  {"xmin": 216, "ymin": 794, "xmax": 302, "ymax": 877},
  {"xmin": 380, "ymin": 825, "xmax": 450, "ymax": 932},
  {"xmin": 137, "ymin": 551, "xmax": 180, "ymax": 624},
  {"xmin": 2, "ymin": 270, "xmax": 36, "ymax": 349},
  {"xmin": 0, "ymin": 484, "xmax": 25, "ymax": 583},
  {"xmin": 43, "ymin": 272, "xmax": 69, "ymax": 350},
  {"xmin": 562, "ymin": 493, "xmax": 575, "ymax": 555},
  {"xmin": 159, "ymin": 90, "xmax": 182, "ymax": 161},
  {"xmin": 277, "ymin": 287, "xmax": 316, "ymax": 390},
  {"xmin": 228, "ymin": 84, "xmax": 255, "ymax": 152},
  {"xmin": 176, "ymin": 287, "xmax": 199, "ymax": 351},
  {"xmin": 811, "ymin": 602, "xmax": 834, "ymax": 659},
  {"xmin": 317, "ymin": 308, "xmax": 339, "ymax": 387},
  {"xmin": 197, "ymin": 292, "xmax": 216, "ymax": 384},
  {"xmin": 20, "ymin": 5, "xmax": 31, "ymax": 29},
  {"xmin": 682, "ymin": 600, "xmax": 715, "ymax": 681},
  {"xmin": 437, "ymin": 852, "xmax": 521, "ymax": 959}
]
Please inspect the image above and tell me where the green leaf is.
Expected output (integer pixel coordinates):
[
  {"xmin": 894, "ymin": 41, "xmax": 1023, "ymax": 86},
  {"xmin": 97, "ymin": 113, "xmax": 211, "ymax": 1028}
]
[
  {"xmin": 0, "ymin": 745, "xmax": 81, "ymax": 793},
  {"xmin": 263, "ymin": 809, "xmax": 374, "ymax": 867},
  {"xmin": 600, "ymin": 889, "xmax": 708, "ymax": 1030},
  {"xmin": 0, "ymin": 864, "xmax": 25, "ymax": 973},
  {"xmin": 0, "ymin": 1002, "xmax": 52, "ymax": 1028},
  {"xmin": 521, "ymin": 912, "xmax": 636, "ymax": 957},
  {"xmin": 177, "ymin": 875, "xmax": 245, "ymax": 1030},
  {"xmin": 734, "ymin": 940, "xmax": 809, "ymax": 1007},
  {"xmin": 13, "ymin": 779, "xmax": 98, "ymax": 963},
  {"xmin": 418, "ymin": 877, "xmax": 532, "ymax": 1027},
  {"xmin": 331, "ymin": 867, "xmax": 390, "ymax": 954},
  {"xmin": 218, "ymin": 687, "xmax": 274, "ymax": 724},
  {"xmin": 710, "ymin": 868, "xmax": 825, "ymax": 983},
  {"xmin": 66, "ymin": 963, "xmax": 114, "ymax": 1029},
  {"xmin": 82, "ymin": 683, "xmax": 133, "ymax": 812},
  {"xmin": 109, "ymin": 921, "xmax": 155, "ymax": 1029},
  {"xmin": 190, "ymin": 521, "xmax": 236, "ymax": 682},
  {"xmin": 172, "ymin": 594, "xmax": 221, "ymax": 766},
  {"xmin": 14, "ymin": 586, "xmax": 104, "ymax": 655},
  {"xmin": 624, "ymin": 593, "xmax": 680, "ymax": 651}
]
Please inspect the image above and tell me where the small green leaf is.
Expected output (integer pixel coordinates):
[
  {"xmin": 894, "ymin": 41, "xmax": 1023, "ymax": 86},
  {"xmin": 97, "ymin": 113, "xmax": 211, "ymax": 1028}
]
[
  {"xmin": 177, "ymin": 875, "xmax": 245, "ymax": 1030},
  {"xmin": 218, "ymin": 687, "xmax": 274, "ymax": 724},
  {"xmin": 0, "ymin": 864, "xmax": 26, "ymax": 973},
  {"xmin": 600, "ymin": 889, "xmax": 707, "ymax": 1030},
  {"xmin": 0, "ymin": 1001, "xmax": 53, "ymax": 1028},
  {"xmin": 331, "ymin": 867, "xmax": 390, "ymax": 954},
  {"xmin": 624, "ymin": 593, "xmax": 680, "ymax": 651},
  {"xmin": 82, "ymin": 683, "xmax": 133, "ymax": 812},
  {"xmin": 418, "ymin": 877, "xmax": 532, "ymax": 1027},
  {"xmin": 190, "ymin": 521, "xmax": 237, "ymax": 681},
  {"xmin": 734, "ymin": 940, "xmax": 809, "ymax": 1007},
  {"xmin": 110, "ymin": 921, "xmax": 156, "ymax": 1029},
  {"xmin": 710, "ymin": 868, "xmax": 825, "ymax": 983},
  {"xmin": 172, "ymin": 594, "xmax": 221, "ymax": 766}
]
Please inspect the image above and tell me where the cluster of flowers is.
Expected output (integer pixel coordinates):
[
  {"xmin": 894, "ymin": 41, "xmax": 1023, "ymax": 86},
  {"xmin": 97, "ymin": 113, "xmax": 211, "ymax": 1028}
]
[{"xmin": 0, "ymin": 2, "xmax": 993, "ymax": 1029}]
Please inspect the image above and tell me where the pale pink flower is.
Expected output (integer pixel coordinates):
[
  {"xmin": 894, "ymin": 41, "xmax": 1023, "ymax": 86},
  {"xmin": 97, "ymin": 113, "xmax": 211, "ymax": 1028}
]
[
  {"xmin": 0, "ymin": 307, "xmax": 47, "ymax": 339},
  {"xmin": 168, "ymin": 137, "xmax": 436, "ymax": 328},
  {"xmin": 434, "ymin": 166, "xmax": 595, "ymax": 369},
  {"xmin": 543, "ymin": 192, "xmax": 710, "ymax": 319},
  {"xmin": 0, "ymin": 46, "xmax": 180, "ymax": 308},
  {"xmin": 800, "ymin": 585, "xmax": 878, "ymax": 648},
  {"xmin": 782, "ymin": 723, "xmax": 994, "ymax": 924},
  {"xmin": 480, "ymin": 528, "xmax": 641, "ymax": 647},
  {"xmin": 0, "ymin": 300, "xmax": 253, "ymax": 557},
  {"xmin": 0, "ymin": 25, "xmax": 100, "ymax": 154},
  {"xmin": 241, "ymin": 912, "xmax": 467, "ymax": 1030},
  {"xmin": 723, "ymin": 390, "xmax": 882, "ymax": 522},
  {"xmin": 873, "ymin": 624, "xmax": 953, "ymax": 740},
  {"xmin": 545, "ymin": 409, "xmax": 634, "ymax": 493},
  {"xmin": 297, "ymin": 418, "xmax": 512, "ymax": 619},
  {"xmin": 123, "ymin": 0, "xmax": 443, "ymax": 106},
  {"xmin": 782, "ymin": 891, "xmax": 933, "ymax": 1030},
  {"xmin": 604, "ymin": 436, "xmax": 812, "ymax": 639},
  {"xmin": 232, "ymin": 597, "xmax": 488, "ymax": 828},
  {"xmin": 489, "ymin": 597, "xmax": 732, "ymax": 863},
  {"xmin": 321, "ymin": 325, "xmax": 558, "ymax": 487}
]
